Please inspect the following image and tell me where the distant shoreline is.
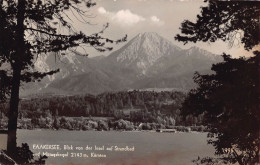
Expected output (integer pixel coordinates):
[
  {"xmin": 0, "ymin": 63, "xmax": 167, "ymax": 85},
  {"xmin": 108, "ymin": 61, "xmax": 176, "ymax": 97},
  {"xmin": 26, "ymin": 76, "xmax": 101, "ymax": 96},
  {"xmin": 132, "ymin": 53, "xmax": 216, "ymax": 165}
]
[{"xmin": 14, "ymin": 126, "xmax": 208, "ymax": 133}]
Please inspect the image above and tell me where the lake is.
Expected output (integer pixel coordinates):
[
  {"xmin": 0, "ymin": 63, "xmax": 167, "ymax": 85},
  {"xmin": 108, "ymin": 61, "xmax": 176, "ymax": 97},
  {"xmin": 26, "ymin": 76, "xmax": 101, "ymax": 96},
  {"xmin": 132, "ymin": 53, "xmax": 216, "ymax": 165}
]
[{"xmin": 16, "ymin": 130, "xmax": 214, "ymax": 165}]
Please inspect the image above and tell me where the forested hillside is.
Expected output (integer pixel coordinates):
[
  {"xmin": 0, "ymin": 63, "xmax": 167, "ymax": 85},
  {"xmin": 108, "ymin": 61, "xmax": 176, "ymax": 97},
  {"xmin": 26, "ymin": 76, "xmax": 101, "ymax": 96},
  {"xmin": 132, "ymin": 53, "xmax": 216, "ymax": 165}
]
[
  {"xmin": 0, "ymin": 91, "xmax": 203, "ymax": 127},
  {"xmin": 22, "ymin": 91, "xmax": 183, "ymax": 116}
]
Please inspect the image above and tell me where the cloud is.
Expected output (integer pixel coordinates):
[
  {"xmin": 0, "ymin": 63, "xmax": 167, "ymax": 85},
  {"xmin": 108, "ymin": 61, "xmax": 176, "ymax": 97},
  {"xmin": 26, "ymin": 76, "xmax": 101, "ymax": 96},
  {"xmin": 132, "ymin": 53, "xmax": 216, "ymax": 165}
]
[
  {"xmin": 112, "ymin": 10, "xmax": 145, "ymax": 26},
  {"xmin": 98, "ymin": 7, "xmax": 107, "ymax": 14},
  {"xmin": 97, "ymin": 7, "xmax": 164, "ymax": 27},
  {"xmin": 151, "ymin": 16, "xmax": 160, "ymax": 22},
  {"xmin": 150, "ymin": 16, "xmax": 164, "ymax": 26},
  {"xmin": 97, "ymin": 7, "xmax": 145, "ymax": 26}
]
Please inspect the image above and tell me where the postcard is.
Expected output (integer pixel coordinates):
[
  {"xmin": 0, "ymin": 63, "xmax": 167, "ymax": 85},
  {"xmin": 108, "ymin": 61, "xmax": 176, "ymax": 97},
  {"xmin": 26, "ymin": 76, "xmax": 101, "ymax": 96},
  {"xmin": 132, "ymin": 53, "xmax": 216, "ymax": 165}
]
[{"xmin": 0, "ymin": 0, "xmax": 259, "ymax": 165}]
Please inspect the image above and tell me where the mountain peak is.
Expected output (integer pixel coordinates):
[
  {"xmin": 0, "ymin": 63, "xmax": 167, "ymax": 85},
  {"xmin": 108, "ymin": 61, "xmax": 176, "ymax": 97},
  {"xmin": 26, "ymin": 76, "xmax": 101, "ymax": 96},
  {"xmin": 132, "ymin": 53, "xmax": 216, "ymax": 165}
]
[
  {"xmin": 136, "ymin": 32, "xmax": 162, "ymax": 44},
  {"xmin": 138, "ymin": 32, "xmax": 159, "ymax": 37},
  {"xmin": 107, "ymin": 32, "xmax": 182, "ymax": 74}
]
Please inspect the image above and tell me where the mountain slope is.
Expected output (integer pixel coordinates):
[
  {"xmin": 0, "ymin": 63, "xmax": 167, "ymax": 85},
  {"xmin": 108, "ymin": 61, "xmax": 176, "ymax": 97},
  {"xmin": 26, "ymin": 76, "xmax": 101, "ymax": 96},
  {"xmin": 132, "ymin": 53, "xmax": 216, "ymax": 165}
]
[
  {"xmin": 24, "ymin": 32, "xmax": 222, "ymax": 95},
  {"xmin": 105, "ymin": 32, "xmax": 182, "ymax": 74}
]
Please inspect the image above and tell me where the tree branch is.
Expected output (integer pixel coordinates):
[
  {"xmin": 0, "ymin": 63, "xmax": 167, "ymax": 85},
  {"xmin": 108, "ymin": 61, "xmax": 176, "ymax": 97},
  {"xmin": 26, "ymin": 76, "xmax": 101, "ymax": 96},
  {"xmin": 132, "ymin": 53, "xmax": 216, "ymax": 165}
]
[
  {"xmin": 25, "ymin": 27, "xmax": 69, "ymax": 37},
  {"xmin": 232, "ymin": 149, "xmax": 245, "ymax": 165}
]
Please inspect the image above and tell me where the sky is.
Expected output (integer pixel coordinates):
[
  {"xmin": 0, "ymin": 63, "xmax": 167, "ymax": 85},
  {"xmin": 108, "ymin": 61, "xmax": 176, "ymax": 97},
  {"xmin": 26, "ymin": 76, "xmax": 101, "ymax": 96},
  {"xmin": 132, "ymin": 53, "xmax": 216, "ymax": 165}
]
[{"xmin": 68, "ymin": 0, "xmax": 255, "ymax": 58}]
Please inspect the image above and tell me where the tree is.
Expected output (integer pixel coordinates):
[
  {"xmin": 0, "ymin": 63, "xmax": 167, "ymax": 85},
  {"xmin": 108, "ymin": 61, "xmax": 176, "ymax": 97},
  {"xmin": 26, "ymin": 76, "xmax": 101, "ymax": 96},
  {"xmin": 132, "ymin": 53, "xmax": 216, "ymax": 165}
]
[
  {"xmin": 175, "ymin": 1, "xmax": 260, "ymax": 164},
  {"xmin": 182, "ymin": 53, "xmax": 259, "ymax": 164},
  {"xmin": 0, "ymin": 0, "xmax": 126, "ymax": 157},
  {"xmin": 175, "ymin": 1, "xmax": 260, "ymax": 50}
]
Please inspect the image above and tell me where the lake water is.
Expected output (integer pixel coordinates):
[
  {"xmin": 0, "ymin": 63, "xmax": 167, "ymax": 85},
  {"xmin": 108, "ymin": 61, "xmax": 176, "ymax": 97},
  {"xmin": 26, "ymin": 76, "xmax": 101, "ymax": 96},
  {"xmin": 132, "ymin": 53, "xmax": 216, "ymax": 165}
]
[{"xmin": 16, "ymin": 130, "xmax": 214, "ymax": 165}]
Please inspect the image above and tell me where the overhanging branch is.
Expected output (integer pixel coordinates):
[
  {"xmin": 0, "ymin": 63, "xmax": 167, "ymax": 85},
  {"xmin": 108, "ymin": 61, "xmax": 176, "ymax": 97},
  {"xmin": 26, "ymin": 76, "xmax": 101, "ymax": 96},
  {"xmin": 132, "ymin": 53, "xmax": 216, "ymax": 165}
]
[{"xmin": 25, "ymin": 27, "xmax": 69, "ymax": 37}]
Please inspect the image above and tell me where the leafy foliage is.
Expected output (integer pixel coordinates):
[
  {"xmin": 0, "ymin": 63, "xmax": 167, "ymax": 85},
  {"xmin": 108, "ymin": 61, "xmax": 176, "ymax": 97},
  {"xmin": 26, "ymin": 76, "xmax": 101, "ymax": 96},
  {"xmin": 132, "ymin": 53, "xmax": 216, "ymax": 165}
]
[
  {"xmin": 175, "ymin": 1, "xmax": 260, "ymax": 50},
  {"xmin": 0, "ymin": 0, "xmax": 127, "ymax": 100},
  {"xmin": 181, "ymin": 53, "xmax": 260, "ymax": 164},
  {"xmin": 0, "ymin": 0, "xmax": 126, "ymax": 155},
  {"xmin": 0, "ymin": 143, "xmax": 47, "ymax": 165},
  {"xmin": 176, "ymin": 1, "xmax": 260, "ymax": 164}
]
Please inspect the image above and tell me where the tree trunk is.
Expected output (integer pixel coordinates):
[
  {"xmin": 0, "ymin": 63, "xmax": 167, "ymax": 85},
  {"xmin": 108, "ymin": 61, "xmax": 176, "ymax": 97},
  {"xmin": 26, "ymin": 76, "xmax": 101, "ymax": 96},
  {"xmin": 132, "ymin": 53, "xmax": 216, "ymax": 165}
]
[
  {"xmin": 257, "ymin": 11, "xmax": 260, "ymax": 164},
  {"xmin": 7, "ymin": 69, "xmax": 21, "ymax": 156},
  {"xmin": 7, "ymin": 0, "xmax": 25, "ymax": 157},
  {"xmin": 0, "ymin": 0, "xmax": 3, "ymax": 37}
]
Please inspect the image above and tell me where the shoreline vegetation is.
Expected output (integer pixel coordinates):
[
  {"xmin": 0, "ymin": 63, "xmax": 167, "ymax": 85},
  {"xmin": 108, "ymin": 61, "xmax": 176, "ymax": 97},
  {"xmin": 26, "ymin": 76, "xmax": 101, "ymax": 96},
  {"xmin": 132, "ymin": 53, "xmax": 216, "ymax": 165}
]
[
  {"xmin": 0, "ymin": 120, "xmax": 208, "ymax": 133},
  {"xmin": 0, "ymin": 117, "xmax": 208, "ymax": 133}
]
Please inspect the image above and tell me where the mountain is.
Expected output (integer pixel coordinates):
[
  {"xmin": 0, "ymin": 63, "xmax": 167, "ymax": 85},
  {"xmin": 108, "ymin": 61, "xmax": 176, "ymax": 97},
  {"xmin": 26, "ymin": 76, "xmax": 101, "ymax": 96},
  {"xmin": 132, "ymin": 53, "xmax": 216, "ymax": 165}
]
[
  {"xmin": 22, "ymin": 32, "xmax": 222, "ymax": 96},
  {"xmin": 131, "ymin": 46, "xmax": 222, "ymax": 90},
  {"xmin": 22, "ymin": 52, "xmax": 103, "ymax": 95},
  {"xmin": 106, "ymin": 32, "xmax": 182, "ymax": 75}
]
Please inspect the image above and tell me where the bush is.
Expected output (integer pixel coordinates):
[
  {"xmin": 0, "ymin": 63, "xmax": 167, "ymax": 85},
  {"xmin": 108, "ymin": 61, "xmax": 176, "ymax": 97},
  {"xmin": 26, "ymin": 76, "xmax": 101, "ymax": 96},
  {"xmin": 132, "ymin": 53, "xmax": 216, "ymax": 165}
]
[
  {"xmin": 0, "ymin": 143, "xmax": 47, "ymax": 165},
  {"xmin": 141, "ymin": 123, "xmax": 152, "ymax": 130},
  {"xmin": 98, "ymin": 120, "xmax": 109, "ymax": 131},
  {"xmin": 82, "ymin": 125, "xmax": 90, "ymax": 131},
  {"xmin": 174, "ymin": 126, "xmax": 191, "ymax": 132},
  {"xmin": 88, "ymin": 121, "xmax": 98, "ymax": 129},
  {"xmin": 125, "ymin": 125, "xmax": 134, "ymax": 131},
  {"xmin": 190, "ymin": 126, "xmax": 208, "ymax": 132}
]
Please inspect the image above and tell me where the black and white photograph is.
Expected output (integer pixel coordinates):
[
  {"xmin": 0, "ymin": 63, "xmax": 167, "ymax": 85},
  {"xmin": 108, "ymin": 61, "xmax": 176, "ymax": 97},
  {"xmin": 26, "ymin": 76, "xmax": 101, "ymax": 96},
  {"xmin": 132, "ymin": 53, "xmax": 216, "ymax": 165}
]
[{"xmin": 0, "ymin": 0, "xmax": 259, "ymax": 165}]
